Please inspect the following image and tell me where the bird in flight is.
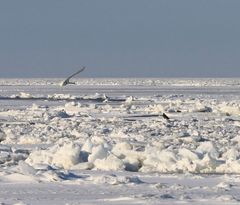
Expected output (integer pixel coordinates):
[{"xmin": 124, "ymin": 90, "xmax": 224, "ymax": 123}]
[{"xmin": 60, "ymin": 67, "xmax": 86, "ymax": 87}]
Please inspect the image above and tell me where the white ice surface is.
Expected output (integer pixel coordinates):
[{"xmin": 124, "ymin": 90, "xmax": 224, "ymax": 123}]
[{"xmin": 0, "ymin": 78, "xmax": 240, "ymax": 204}]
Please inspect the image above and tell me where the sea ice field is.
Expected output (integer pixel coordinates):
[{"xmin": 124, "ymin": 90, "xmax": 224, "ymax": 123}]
[{"xmin": 1, "ymin": 78, "xmax": 240, "ymax": 204}]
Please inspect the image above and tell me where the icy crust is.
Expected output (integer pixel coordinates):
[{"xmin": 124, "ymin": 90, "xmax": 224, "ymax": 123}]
[
  {"xmin": 6, "ymin": 92, "xmax": 109, "ymax": 102},
  {"xmin": 23, "ymin": 140, "xmax": 240, "ymax": 174},
  {"xmin": 0, "ymin": 78, "xmax": 240, "ymax": 87},
  {"xmin": 3, "ymin": 92, "xmax": 240, "ymax": 116},
  {"xmin": 1, "ymin": 88, "xmax": 240, "ymax": 176},
  {"xmin": 2, "ymin": 79, "xmax": 240, "ymax": 204}
]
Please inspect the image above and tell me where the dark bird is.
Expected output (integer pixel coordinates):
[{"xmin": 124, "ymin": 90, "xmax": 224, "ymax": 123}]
[{"xmin": 162, "ymin": 113, "xmax": 170, "ymax": 120}]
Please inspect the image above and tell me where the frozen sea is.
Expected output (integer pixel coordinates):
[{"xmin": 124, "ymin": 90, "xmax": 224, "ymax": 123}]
[{"xmin": 1, "ymin": 78, "xmax": 240, "ymax": 205}]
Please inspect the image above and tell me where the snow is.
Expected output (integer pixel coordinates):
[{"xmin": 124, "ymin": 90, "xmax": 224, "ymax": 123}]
[{"xmin": 0, "ymin": 78, "xmax": 240, "ymax": 204}]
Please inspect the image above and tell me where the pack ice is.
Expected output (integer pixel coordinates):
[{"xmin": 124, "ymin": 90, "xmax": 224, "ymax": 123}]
[{"xmin": 1, "ymin": 78, "xmax": 240, "ymax": 204}]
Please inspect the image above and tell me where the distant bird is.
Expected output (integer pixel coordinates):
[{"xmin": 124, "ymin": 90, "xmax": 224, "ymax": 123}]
[
  {"xmin": 60, "ymin": 67, "xmax": 86, "ymax": 87},
  {"xmin": 162, "ymin": 112, "xmax": 170, "ymax": 120}
]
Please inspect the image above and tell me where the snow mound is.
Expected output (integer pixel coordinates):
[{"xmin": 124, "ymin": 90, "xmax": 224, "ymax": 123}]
[
  {"xmin": 11, "ymin": 92, "xmax": 33, "ymax": 99},
  {"xmin": 218, "ymin": 103, "xmax": 240, "ymax": 115},
  {"xmin": 94, "ymin": 154, "xmax": 125, "ymax": 171},
  {"xmin": 90, "ymin": 174, "xmax": 143, "ymax": 185},
  {"xmin": 23, "ymin": 139, "xmax": 240, "ymax": 174},
  {"xmin": 26, "ymin": 142, "xmax": 82, "ymax": 169}
]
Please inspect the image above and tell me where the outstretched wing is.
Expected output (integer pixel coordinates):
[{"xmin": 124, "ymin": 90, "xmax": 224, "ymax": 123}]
[
  {"xmin": 60, "ymin": 67, "xmax": 86, "ymax": 86},
  {"xmin": 65, "ymin": 66, "xmax": 86, "ymax": 81}
]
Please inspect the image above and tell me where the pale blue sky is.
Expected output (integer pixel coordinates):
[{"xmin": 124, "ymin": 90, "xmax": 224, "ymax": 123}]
[{"xmin": 0, "ymin": 0, "xmax": 240, "ymax": 77}]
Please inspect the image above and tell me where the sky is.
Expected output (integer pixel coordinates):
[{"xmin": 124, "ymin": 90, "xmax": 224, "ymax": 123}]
[{"xmin": 0, "ymin": 0, "xmax": 240, "ymax": 78}]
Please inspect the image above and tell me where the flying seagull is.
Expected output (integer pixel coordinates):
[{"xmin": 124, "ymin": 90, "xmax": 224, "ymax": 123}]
[{"xmin": 60, "ymin": 67, "xmax": 86, "ymax": 86}]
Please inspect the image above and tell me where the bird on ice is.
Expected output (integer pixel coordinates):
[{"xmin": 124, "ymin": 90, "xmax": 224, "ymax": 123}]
[{"xmin": 60, "ymin": 67, "xmax": 86, "ymax": 86}]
